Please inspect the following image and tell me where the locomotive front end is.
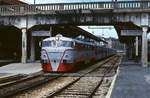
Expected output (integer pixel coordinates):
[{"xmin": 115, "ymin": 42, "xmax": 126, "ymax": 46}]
[{"xmin": 41, "ymin": 35, "xmax": 75, "ymax": 72}]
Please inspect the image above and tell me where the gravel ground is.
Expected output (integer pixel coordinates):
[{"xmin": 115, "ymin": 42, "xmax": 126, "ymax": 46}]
[
  {"xmin": 93, "ymin": 77, "xmax": 113, "ymax": 98},
  {"xmin": 10, "ymin": 77, "xmax": 79, "ymax": 98}
]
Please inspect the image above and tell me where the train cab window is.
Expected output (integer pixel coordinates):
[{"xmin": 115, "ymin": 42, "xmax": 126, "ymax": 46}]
[
  {"xmin": 42, "ymin": 40, "xmax": 56, "ymax": 47},
  {"xmin": 42, "ymin": 41, "xmax": 51, "ymax": 47},
  {"xmin": 57, "ymin": 41, "xmax": 74, "ymax": 47}
]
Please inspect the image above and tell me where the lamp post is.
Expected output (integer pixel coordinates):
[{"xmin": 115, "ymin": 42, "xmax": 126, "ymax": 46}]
[
  {"xmin": 34, "ymin": 0, "xmax": 36, "ymax": 4},
  {"xmin": 112, "ymin": 0, "xmax": 117, "ymax": 8}
]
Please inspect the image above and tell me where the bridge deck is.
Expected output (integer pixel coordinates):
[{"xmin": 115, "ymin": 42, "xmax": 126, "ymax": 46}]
[{"xmin": 1, "ymin": 1, "xmax": 150, "ymax": 16}]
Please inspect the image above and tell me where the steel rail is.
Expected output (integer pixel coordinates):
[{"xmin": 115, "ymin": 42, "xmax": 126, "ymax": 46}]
[
  {"xmin": 46, "ymin": 55, "xmax": 118, "ymax": 98},
  {"xmin": 0, "ymin": 74, "xmax": 26, "ymax": 84},
  {"xmin": 0, "ymin": 72, "xmax": 61, "ymax": 98},
  {"xmin": 88, "ymin": 56, "xmax": 119, "ymax": 98}
]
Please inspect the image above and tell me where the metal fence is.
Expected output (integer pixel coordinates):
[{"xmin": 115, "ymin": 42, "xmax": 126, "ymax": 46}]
[{"xmin": 0, "ymin": 1, "xmax": 150, "ymax": 16}]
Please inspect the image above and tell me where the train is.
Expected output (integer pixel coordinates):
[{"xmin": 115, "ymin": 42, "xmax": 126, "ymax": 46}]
[{"xmin": 40, "ymin": 34, "xmax": 116, "ymax": 72}]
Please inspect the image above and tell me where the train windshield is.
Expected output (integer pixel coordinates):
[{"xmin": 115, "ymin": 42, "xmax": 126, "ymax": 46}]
[
  {"xmin": 57, "ymin": 40, "xmax": 73, "ymax": 47},
  {"xmin": 42, "ymin": 40, "xmax": 56, "ymax": 47},
  {"xmin": 42, "ymin": 40, "xmax": 73, "ymax": 47}
]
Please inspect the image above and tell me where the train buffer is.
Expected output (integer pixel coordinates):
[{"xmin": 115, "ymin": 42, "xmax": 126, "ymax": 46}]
[{"xmin": 110, "ymin": 61, "xmax": 150, "ymax": 98}]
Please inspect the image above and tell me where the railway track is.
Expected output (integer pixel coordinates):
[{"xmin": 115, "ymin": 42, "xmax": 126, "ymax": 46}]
[
  {"xmin": 46, "ymin": 56, "xmax": 120, "ymax": 98},
  {"xmin": 0, "ymin": 55, "xmax": 121, "ymax": 98},
  {"xmin": 0, "ymin": 72, "xmax": 61, "ymax": 98},
  {"xmin": 0, "ymin": 74, "xmax": 26, "ymax": 85},
  {"xmin": 7, "ymin": 57, "xmax": 118, "ymax": 98}
]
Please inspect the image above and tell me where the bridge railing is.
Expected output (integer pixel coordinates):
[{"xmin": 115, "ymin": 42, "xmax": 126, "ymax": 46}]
[
  {"xmin": 116, "ymin": 1, "xmax": 150, "ymax": 9},
  {"xmin": 0, "ymin": 1, "xmax": 150, "ymax": 16},
  {"xmin": 0, "ymin": 2, "xmax": 113, "ymax": 16}
]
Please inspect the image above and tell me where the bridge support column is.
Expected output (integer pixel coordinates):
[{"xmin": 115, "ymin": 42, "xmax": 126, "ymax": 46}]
[
  {"xmin": 126, "ymin": 43, "xmax": 133, "ymax": 60},
  {"xmin": 141, "ymin": 27, "xmax": 148, "ymax": 67},
  {"xmin": 135, "ymin": 36, "xmax": 139, "ymax": 62},
  {"xmin": 21, "ymin": 28, "xmax": 27, "ymax": 63},
  {"xmin": 30, "ymin": 36, "xmax": 35, "ymax": 62},
  {"xmin": 135, "ymin": 36, "xmax": 139, "ymax": 57}
]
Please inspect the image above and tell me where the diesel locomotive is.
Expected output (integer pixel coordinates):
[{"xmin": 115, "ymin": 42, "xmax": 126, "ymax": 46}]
[{"xmin": 40, "ymin": 34, "xmax": 116, "ymax": 72}]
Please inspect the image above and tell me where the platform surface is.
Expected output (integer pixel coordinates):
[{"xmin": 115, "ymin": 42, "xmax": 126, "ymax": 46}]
[
  {"xmin": 0, "ymin": 62, "xmax": 42, "ymax": 76},
  {"xmin": 111, "ymin": 62, "xmax": 150, "ymax": 98}
]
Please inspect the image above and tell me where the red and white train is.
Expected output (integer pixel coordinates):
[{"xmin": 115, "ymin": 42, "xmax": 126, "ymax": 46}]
[{"xmin": 40, "ymin": 34, "xmax": 116, "ymax": 72}]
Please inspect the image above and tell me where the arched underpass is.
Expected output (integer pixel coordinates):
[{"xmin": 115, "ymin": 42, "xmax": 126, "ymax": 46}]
[{"xmin": 0, "ymin": 26, "xmax": 21, "ymax": 62}]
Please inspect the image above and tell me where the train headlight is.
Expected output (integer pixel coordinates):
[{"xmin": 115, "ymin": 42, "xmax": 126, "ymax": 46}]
[
  {"xmin": 41, "ymin": 50, "xmax": 48, "ymax": 60},
  {"xmin": 41, "ymin": 50, "xmax": 49, "ymax": 64},
  {"xmin": 65, "ymin": 54, "xmax": 69, "ymax": 58},
  {"xmin": 64, "ymin": 54, "xmax": 73, "ymax": 59},
  {"xmin": 63, "ymin": 59, "xmax": 73, "ymax": 64}
]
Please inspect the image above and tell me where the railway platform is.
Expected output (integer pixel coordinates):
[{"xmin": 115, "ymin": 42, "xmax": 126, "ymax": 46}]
[
  {"xmin": 0, "ymin": 60, "xmax": 17, "ymax": 67},
  {"xmin": 110, "ymin": 61, "xmax": 150, "ymax": 98},
  {"xmin": 0, "ymin": 61, "xmax": 42, "ymax": 78}
]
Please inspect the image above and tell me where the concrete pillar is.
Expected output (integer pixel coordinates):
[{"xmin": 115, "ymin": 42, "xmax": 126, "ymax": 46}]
[
  {"xmin": 142, "ymin": 27, "xmax": 148, "ymax": 67},
  {"xmin": 108, "ymin": 38, "xmax": 112, "ymax": 48},
  {"xmin": 130, "ymin": 43, "xmax": 133, "ymax": 59},
  {"xmin": 126, "ymin": 44, "xmax": 132, "ymax": 60},
  {"xmin": 135, "ymin": 36, "xmax": 139, "ymax": 56},
  {"xmin": 126, "ymin": 44, "xmax": 129, "ymax": 59},
  {"xmin": 30, "ymin": 36, "xmax": 35, "ymax": 62},
  {"xmin": 21, "ymin": 28, "xmax": 27, "ymax": 63}
]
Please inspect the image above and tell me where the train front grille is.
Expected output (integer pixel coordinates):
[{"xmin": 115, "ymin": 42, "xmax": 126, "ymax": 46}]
[{"xmin": 47, "ymin": 52, "xmax": 63, "ymax": 71}]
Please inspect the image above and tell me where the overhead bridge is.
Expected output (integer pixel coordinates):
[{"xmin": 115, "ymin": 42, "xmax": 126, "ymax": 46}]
[
  {"xmin": 0, "ymin": 1, "xmax": 150, "ymax": 16},
  {"xmin": 1, "ymin": 1, "xmax": 150, "ymax": 27}
]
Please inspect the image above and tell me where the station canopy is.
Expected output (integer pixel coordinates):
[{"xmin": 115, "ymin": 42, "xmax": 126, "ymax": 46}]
[{"xmin": 52, "ymin": 26, "xmax": 107, "ymax": 43}]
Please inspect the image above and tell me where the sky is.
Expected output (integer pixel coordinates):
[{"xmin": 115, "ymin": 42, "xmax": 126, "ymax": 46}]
[
  {"xmin": 21, "ymin": 0, "xmax": 113, "ymax": 4},
  {"xmin": 21, "ymin": 0, "xmax": 136, "ymax": 4},
  {"xmin": 20, "ymin": 0, "xmax": 142, "ymax": 39},
  {"xmin": 79, "ymin": 26, "xmax": 118, "ymax": 38}
]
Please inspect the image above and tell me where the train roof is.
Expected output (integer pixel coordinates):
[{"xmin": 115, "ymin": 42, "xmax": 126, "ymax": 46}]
[
  {"xmin": 43, "ymin": 35, "xmax": 96, "ymax": 46},
  {"xmin": 43, "ymin": 36, "xmax": 74, "ymax": 42}
]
